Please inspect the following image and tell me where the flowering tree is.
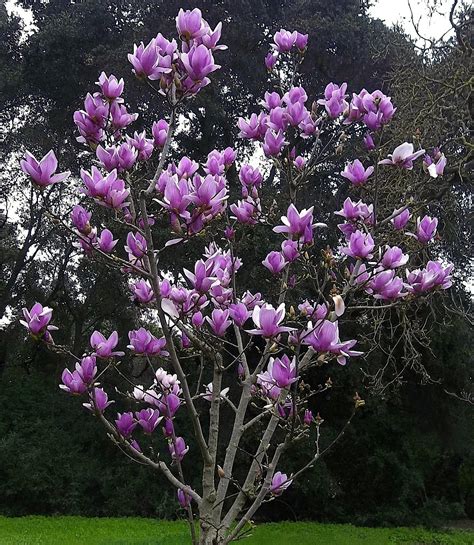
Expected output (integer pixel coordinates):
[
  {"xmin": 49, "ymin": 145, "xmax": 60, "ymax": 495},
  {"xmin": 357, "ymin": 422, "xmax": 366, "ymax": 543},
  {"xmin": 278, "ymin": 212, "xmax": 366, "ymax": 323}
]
[{"xmin": 19, "ymin": 8, "xmax": 454, "ymax": 545}]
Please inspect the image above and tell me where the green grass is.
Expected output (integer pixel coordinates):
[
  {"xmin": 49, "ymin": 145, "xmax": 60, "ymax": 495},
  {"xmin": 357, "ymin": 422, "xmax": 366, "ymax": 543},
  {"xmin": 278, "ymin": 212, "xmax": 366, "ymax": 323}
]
[{"xmin": 0, "ymin": 517, "xmax": 472, "ymax": 545}]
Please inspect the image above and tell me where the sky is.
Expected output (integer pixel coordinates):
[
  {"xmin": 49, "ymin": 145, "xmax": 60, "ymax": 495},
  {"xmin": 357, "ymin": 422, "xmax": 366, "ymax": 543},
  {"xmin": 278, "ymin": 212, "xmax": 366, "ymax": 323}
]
[{"xmin": 369, "ymin": 0, "xmax": 455, "ymax": 43}]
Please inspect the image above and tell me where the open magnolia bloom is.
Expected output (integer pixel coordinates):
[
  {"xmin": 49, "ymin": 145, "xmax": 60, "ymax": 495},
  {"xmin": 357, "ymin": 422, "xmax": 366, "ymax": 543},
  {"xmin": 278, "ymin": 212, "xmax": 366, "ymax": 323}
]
[{"xmin": 18, "ymin": 8, "xmax": 455, "ymax": 545}]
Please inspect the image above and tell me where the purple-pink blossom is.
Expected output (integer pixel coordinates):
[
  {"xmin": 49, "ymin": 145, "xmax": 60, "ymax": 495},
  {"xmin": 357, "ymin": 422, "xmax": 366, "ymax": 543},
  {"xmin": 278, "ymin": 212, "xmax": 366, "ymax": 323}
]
[
  {"xmin": 341, "ymin": 159, "xmax": 374, "ymax": 186},
  {"xmin": 340, "ymin": 230, "xmax": 375, "ymax": 259},
  {"xmin": 127, "ymin": 328, "xmax": 168, "ymax": 356},
  {"xmin": 96, "ymin": 72, "xmax": 124, "ymax": 100},
  {"xmin": 90, "ymin": 330, "xmax": 124, "ymax": 358},
  {"xmin": 131, "ymin": 279, "xmax": 155, "ymax": 304},
  {"xmin": 379, "ymin": 142, "xmax": 425, "ymax": 169},
  {"xmin": 247, "ymin": 303, "xmax": 294, "ymax": 338},
  {"xmin": 169, "ymin": 436, "xmax": 189, "ymax": 461},
  {"xmin": 83, "ymin": 387, "xmax": 113, "ymax": 412},
  {"xmin": 20, "ymin": 150, "xmax": 71, "ymax": 187},
  {"xmin": 392, "ymin": 208, "xmax": 411, "ymax": 230},
  {"xmin": 115, "ymin": 412, "xmax": 137, "ymax": 437},
  {"xmin": 136, "ymin": 408, "xmax": 162, "ymax": 434},
  {"xmin": 97, "ymin": 229, "xmax": 117, "ymax": 253},
  {"xmin": 414, "ymin": 215, "xmax": 438, "ymax": 243},
  {"xmin": 270, "ymin": 471, "xmax": 292, "ymax": 496},
  {"xmin": 207, "ymin": 309, "xmax": 231, "ymax": 337},
  {"xmin": 262, "ymin": 251, "xmax": 287, "ymax": 275},
  {"xmin": 20, "ymin": 303, "xmax": 58, "ymax": 339}
]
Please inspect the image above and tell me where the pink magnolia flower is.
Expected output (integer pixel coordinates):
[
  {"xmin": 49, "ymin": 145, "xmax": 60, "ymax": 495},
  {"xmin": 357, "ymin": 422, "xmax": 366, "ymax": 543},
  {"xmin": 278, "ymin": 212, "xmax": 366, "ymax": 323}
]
[
  {"xmin": 392, "ymin": 208, "xmax": 411, "ymax": 230},
  {"xmin": 263, "ymin": 129, "xmax": 287, "ymax": 157},
  {"xmin": 347, "ymin": 89, "xmax": 396, "ymax": 130},
  {"xmin": 239, "ymin": 165, "xmax": 263, "ymax": 189},
  {"xmin": 128, "ymin": 39, "xmax": 172, "ymax": 80},
  {"xmin": 80, "ymin": 167, "xmax": 130, "ymax": 210},
  {"xmin": 265, "ymin": 51, "xmax": 278, "ymax": 71},
  {"xmin": 340, "ymin": 230, "xmax": 375, "ymax": 259},
  {"xmin": 136, "ymin": 408, "xmax": 162, "ymax": 434},
  {"xmin": 273, "ymin": 29, "xmax": 297, "ymax": 52},
  {"xmin": 230, "ymin": 198, "xmax": 259, "ymax": 224},
  {"xmin": 71, "ymin": 205, "xmax": 92, "ymax": 234},
  {"xmin": 294, "ymin": 156, "xmax": 306, "ymax": 170},
  {"xmin": 127, "ymin": 328, "xmax": 168, "ymax": 356},
  {"xmin": 302, "ymin": 320, "xmax": 362, "ymax": 365},
  {"xmin": 155, "ymin": 394, "xmax": 181, "ymax": 419},
  {"xmin": 109, "ymin": 101, "xmax": 138, "ymax": 130},
  {"xmin": 97, "ymin": 229, "xmax": 117, "ymax": 253},
  {"xmin": 183, "ymin": 259, "xmax": 218, "ymax": 293},
  {"xmin": 96, "ymin": 72, "xmax": 124, "ymax": 100},
  {"xmin": 335, "ymin": 198, "xmax": 373, "ymax": 223},
  {"xmin": 270, "ymin": 471, "xmax": 293, "ymax": 496},
  {"xmin": 366, "ymin": 270, "xmax": 406, "ymax": 300},
  {"xmin": 380, "ymin": 246, "xmax": 409, "ymax": 269},
  {"xmin": 414, "ymin": 215, "xmax": 438, "ymax": 243},
  {"xmin": 131, "ymin": 279, "xmax": 155, "ymax": 304},
  {"xmin": 267, "ymin": 107, "xmax": 288, "ymax": 132},
  {"xmin": 169, "ymin": 436, "xmax": 189, "ymax": 462},
  {"xmin": 281, "ymin": 239, "xmax": 300, "ymax": 262},
  {"xmin": 258, "ymin": 354, "xmax": 298, "ymax": 388},
  {"xmin": 177, "ymin": 489, "xmax": 191, "ymax": 508},
  {"xmin": 229, "ymin": 303, "xmax": 251, "ymax": 327},
  {"xmin": 115, "ymin": 412, "xmax": 137, "ymax": 437},
  {"xmin": 262, "ymin": 251, "xmax": 287, "ymax": 275},
  {"xmin": 20, "ymin": 150, "xmax": 71, "ymax": 187},
  {"xmin": 379, "ymin": 142, "xmax": 425, "ymax": 169},
  {"xmin": 247, "ymin": 303, "xmax": 294, "ymax": 338},
  {"xmin": 152, "ymin": 119, "xmax": 169, "ymax": 148},
  {"xmin": 21, "ymin": 303, "xmax": 58, "ymax": 339},
  {"xmin": 127, "ymin": 131, "xmax": 154, "ymax": 161},
  {"xmin": 341, "ymin": 159, "xmax": 374, "ymax": 186},
  {"xmin": 363, "ymin": 132, "xmax": 375, "ymax": 150},
  {"xmin": 273, "ymin": 204, "xmax": 314, "ymax": 238},
  {"xmin": 295, "ymin": 32, "xmax": 308, "ymax": 50},
  {"xmin": 90, "ymin": 331, "xmax": 124, "ymax": 358},
  {"xmin": 60, "ymin": 369, "xmax": 87, "ymax": 395},
  {"xmin": 83, "ymin": 387, "xmax": 113, "ymax": 412},
  {"xmin": 206, "ymin": 309, "xmax": 231, "ymax": 337},
  {"xmin": 405, "ymin": 261, "xmax": 453, "ymax": 293},
  {"xmin": 75, "ymin": 355, "xmax": 97, "ymax": 385},
  {"xmin": 424, "ymin": 151, "xmax": 447, "ymax": 178},
  {"xmin": 181, "ymin": 44, "xmax": 220, "ymax": 82},
  {"xmin": 317, "ymin": 82, "xmax": 348, "ymax": 118},
  {"xmin": 125, "ymin": 232, "xmax": 147, "ymax": 259},
  {"xmin": 96, "ymin": 143, "xmax": 138, "ymax": 172},
  {"xmin": 176, "ymin": 8, "xmax": 206, "ymax": 40}
]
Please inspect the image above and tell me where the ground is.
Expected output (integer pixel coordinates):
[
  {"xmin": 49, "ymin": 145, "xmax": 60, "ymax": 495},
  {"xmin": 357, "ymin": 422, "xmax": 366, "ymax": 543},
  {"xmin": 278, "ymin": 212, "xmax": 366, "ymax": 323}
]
[{"xmin": 0, "ymin": 517, "xmax": 472, "ymax": 545}]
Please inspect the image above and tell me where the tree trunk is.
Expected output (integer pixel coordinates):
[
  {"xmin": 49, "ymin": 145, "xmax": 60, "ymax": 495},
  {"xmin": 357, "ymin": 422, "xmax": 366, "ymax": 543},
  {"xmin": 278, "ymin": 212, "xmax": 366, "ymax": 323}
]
[{"xmin": 198, "ymin": 524, "xmax": 225, "ymax": 545}]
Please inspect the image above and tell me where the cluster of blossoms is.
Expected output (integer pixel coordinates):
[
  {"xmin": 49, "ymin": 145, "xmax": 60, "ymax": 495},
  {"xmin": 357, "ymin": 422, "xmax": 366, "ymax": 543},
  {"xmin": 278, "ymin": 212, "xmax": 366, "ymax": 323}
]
[
  {"xmin": 264, "ymin": 28, "xmax": 308, "ymax": 71},
  {"xmin": 334, "ymin": 197, "xmax": 448, "ymax": 300},
  {"xmin": 155, "ymin": 148, "xmax": 235, "ymax": 235},
  {"xmin": 73, "ymin": 72, "xmax": 138, "ymax": 147},
  {"xmin": 18, "ymin": 12, "xmax": 455, "ymax": 535},
  {"xmin": 128, "ymin": 7, "xmax": 224, "ymax": 96}
]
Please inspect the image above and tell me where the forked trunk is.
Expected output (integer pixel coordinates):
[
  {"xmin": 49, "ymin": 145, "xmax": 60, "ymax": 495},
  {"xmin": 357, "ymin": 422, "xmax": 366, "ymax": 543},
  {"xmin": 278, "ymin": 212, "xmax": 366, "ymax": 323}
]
[{"xmin": 198, "ymin": 524, "xmax": 225, "ymax": 545}]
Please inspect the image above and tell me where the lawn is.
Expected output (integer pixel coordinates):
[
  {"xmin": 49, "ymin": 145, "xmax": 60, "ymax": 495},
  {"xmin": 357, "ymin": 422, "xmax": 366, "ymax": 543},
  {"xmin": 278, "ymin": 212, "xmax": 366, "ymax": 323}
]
[{"xmin": 0, "ymin": 517, "xmax": 472, "ymax": 545}]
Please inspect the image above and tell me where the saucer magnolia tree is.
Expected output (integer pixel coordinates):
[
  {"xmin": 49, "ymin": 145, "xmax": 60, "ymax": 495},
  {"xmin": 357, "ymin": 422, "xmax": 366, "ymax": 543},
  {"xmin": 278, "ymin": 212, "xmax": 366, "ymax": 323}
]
[{"xmin": 19, "ymin": 8, "xmax": 453, "ymax": 545}]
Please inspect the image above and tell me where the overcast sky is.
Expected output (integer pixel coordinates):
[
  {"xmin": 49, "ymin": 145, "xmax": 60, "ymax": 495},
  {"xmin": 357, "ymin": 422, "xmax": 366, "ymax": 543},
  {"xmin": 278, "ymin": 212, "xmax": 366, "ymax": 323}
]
[{"xmin": 369, "ymin": 0, "xmax": 454, "ymax": 43}]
